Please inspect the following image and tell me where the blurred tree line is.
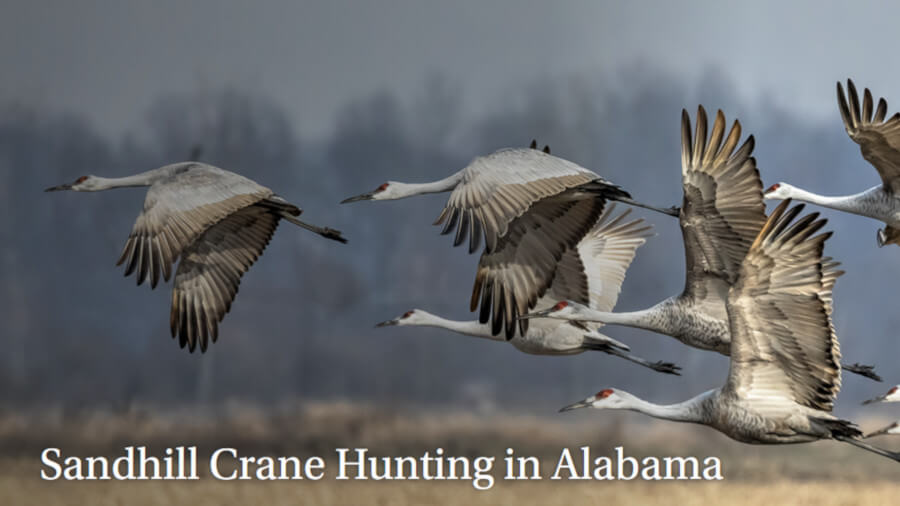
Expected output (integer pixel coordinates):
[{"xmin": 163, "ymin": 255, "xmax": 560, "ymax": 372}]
[{"xmin": 1, "ymin": 68, "xmax": 897, "ymax": 413}]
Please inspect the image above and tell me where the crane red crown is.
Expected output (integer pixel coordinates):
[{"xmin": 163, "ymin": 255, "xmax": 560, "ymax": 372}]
[
  {"xmin": 764, "ymin": 183, "xmax": 780, "ymax": 193},
  {"xmin": 596, "ymin": 388, "xmax": 614, "ymax": 399},
  {"xmin": 553, "ymin": 301, "xmax": 568, "ymax": 311}
]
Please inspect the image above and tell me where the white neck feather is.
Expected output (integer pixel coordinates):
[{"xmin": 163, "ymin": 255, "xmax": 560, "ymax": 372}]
[
  {"xmin": 387, "ymin": 172, "xmax": 463, "ymax": 199},
  {"xmin": 781, "ymin": 185, "xmax": 880, "ymax": 214},
  {"xmin": 90, "ymin": 171, "xmax": 164, "ymax": 190},
  {"xmin": 618, "ymin": 391, "xmax": 708, "ymax": 424},
  {"xmin": 566, "ymin": 306, "xmax": 662, "ymax": 333},
  {"xmin": 406, "ymin": 311, "xmax": 503, "ymax": 341}
]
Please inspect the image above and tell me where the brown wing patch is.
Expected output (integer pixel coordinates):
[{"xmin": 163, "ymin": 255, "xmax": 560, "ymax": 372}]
[
  {"xmin": 837, "ymin": 80, "xmax": 900, "ymax": 194},
  {"xmin": 680, "ymin": 106, "xmax": 766, "ymax": 299},
  {"xmin": 470, "ymin": 194, "xmax": 606, "ymax": 339},
  {"xmin": 169, "ymin": 204, "xmax": 280, "ymax": 352}
]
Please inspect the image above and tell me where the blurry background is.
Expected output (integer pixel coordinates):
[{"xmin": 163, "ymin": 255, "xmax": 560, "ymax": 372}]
[{"xmin": 2, "ymin": 0, "xmax": 900, "ymax": 459}]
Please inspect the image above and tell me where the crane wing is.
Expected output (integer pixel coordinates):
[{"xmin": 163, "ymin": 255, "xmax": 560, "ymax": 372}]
[
  {"xmin": 837, "ymin": 79, "xmax": 900, "ymax": 194},
  {"xmin": 117, "ymin": 164, "xmax": 274, "ymax": 289},
  {"xmin": 169, "ymin": 204, "xmax": 280, "ymax": 352},
  {"xmin": 434, "ymin": 147, "xmax": 621, "ymax": 254},
  {"xmin": 470, "ymin": 195, "xmax": 608, "ymax": 339},
  {"xmin": 544, "ymin": 204, "xmax": 653, "ymax": 313},
  {"xmin": 680, "ymin": 107, "xmax": 767, "ymax": 301},
  {"xmin": 724, "ymin": 200, "xmax": 842, "ymax": 413}
]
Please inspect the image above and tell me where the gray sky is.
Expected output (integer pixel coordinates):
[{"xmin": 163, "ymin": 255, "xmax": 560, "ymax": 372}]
[{"xmin": 4, "ymin": 0, "xmax": 900, "ymax": 139}]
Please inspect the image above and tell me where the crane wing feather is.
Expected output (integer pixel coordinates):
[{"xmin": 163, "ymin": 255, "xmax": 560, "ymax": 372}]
[
  {"xmin": 435, "ymin": 148, "xmax": 614, "ymax": 254},
  {"xmin": 471, "ymin": 195, "xmax": 608, "ymax": 339},
  {"xmin": 543, "ymin": 204, "xmax": 653, "ymax": 313},
  {"xmin": 680, "ymin": 107, "xmax": 767, "ymax": 301},
  {"xmin": 169, "ymin": 204, "xmax": 280, "ymax": 352},
  {"xmin": 117, "ymin": 164, "xmax": 273, "ymax": 288},
  {"xmin": 836, "ymin": 80, "xmax": 900, "ymax": 194},
  {"xmin": 724, "ymin": 200, "xmax": 842, "ymax": 413}
]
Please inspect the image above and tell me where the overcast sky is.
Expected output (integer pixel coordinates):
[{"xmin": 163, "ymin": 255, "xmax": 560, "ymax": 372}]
[{"xmin": 3, "ymin": 0, "xmax": 899, "ymax": 139}]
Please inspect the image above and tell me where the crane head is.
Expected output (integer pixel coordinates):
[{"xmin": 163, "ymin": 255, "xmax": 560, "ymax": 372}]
[
  {"xmin": 45, "ymin": 175, "xmax": 90, "ymax": 192},
  {"xmin": 763, "ymin": 182, "xmax": 792, "ymax": 200},
  {"xmin": 375, "ymin": 309, "xmax": 419, "ymax": 328},
  {"xmin": 559, "ymin": 388, "xmax": 626, "ymax": 412},
  {"xmin": 341, "ymin": 182, "xmax": 392, "ymax": 203}
]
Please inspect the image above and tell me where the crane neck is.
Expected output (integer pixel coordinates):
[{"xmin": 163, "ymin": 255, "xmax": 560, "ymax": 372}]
[
  {"xmin": 90, "ymin": 170, "xmax": 165, "ymax": 190},
  {"xmin": 781, "ymin": 185, "xmax": 883, "ymax": 214},
  {"xmin": 566, "ymin": 305, "xmax": 666, "ymax": 334},
  {"xmin": 618, "ymin": 390, "xmax": 709, "ymax": 424},
  {"xmin": 407, "ymin": 311, "xmax": 504, "ymax": 341},
  {"xmin": 389, "ymin": 172, "xmax": 464, "ymax": 199}
]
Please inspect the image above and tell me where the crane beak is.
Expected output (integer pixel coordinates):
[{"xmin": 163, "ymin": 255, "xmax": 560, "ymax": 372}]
[
  {"xmin": 45, "ymin": 183, "xmax": 72, "ymax": 192},
  {"xmin": 877, "ymin": 229, "xmax": 887, "ymax": 248},
  {"xmin": 518, "ymin": 307, "xmax": 554, "ymax": 320},
  {"xmin": 559, "ymin": 399, "xmax": 592, "ymax": 413},
  {"xmin": 341, "ymin": 191, "xmax": 375, "ymax": 204},
  {"xmin": 375, "ymin": 318, "xmax": 398, "ymax": 328}
]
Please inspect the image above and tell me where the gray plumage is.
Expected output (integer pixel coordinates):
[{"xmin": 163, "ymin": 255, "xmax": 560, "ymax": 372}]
[
  {"xmin": 342, "ymin": 143, "xmax": 677, "ymax": 339},
  {"xmin": 377, "ymin": 206, "xmax": 679, "ymax": 374},
  {"xmin": 46, "ymin": 162, "xmax": 346, "ymax": 353},
  {"xmin": 561, "ymin": 202, "xmax": 900, "ymax": 463},
  {"xmin": 524, "ymin": 107, "xmax": 878, "ymax": 380},
  {"xmin": 765, "ymin": 79, "xmax": 900, "ymax": 247}
]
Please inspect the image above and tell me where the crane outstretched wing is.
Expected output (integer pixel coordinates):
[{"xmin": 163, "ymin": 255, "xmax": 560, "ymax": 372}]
[
  {"xmin": 837, "ymin": 79, "xmax": 900, "ymax": 194},
  {"xmin": 680, "ymin": 107, "xmax": 767, "ymax": 301},
  {"xmin": 724, "ymin": 200, "xmax": 842, "ymax": 412},
  {"xmin": 434, "ymin": 147, "xmax": 624, "ymax": 254},
  {"xmin": 543, "ymin": 204, "xmax": 653, "ymax": 313},
  {"xmin": 170, "ymin": 204, "xmax": 280, "ymax": 352},
  {"xmin": 117, "ymin": 163, "xmax": 273, "ymax": 288},
  {"xmin": 470, "ymin": 194, "xmax": 608, "ymax": 339}
]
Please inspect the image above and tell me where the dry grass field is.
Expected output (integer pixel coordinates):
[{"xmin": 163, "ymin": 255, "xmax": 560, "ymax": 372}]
[{"xmin": 2, "ymin": 401, "xmax": 899, "ymax": 505}]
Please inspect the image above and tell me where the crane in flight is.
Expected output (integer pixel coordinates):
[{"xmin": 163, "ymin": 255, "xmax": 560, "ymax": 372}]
[
  {"xmin": 765, "ymin": 79, "xmax": 900, "ymax": 247},
  {"xmin": 558, "ymin": 200, "xmax": 900, "ymax": 463},
  {"xmin": 343, "ymin": 141, "xmax": 677, "ymax": 338},
  {"xmin": 520, "ymin": 107, "xmax": 878, "ymax": 380},
  {"xmin": 376, "ymin": 205, "xmax": 679, "ymax": 374},
  {"xmin": 46, "ymin": 162, "xmax": 347, "ymax": 352}
]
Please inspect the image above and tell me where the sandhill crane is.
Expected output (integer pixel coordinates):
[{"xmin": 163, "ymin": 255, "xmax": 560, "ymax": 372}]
[
  {"xmin": 559, "ymin": 201, "xmax": 900, "ymax": 463},
  {"xmin": 521, "ymin": 107, "xmax": 878, "ymax": 380},
  {"xmin": 45, "ymin": 162, "xmax": 347, "ymax": 352},
  {"xmin": 342, "ymin": 141, "xmax": 678, "ymax": 338},
  {"xmin": 376, "ymin": 205, "xmax": 679, "ymax": 374},
  {"xmin": 862, "ymin": 385, "xmax": 900, "ymax": 404},
  {"xmin": 866, "ymin": 421, "xmax": 900, "ymax": 438},
  {"xmin": 765, "ymin": 79, "xmax": 900, "ymax": 247}
]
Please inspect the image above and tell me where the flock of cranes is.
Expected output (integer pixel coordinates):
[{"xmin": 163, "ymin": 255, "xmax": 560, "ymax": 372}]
[{"xmin": 46, "ymin": 79, "xmax": 900, "ymax": 463}]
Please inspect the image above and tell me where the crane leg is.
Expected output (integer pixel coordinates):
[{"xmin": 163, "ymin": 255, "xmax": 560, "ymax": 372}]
[
  {"xmin": 279, "ymin": 212, "xmax": 348, "ymax": 243},
  {"xmin": 582, "ymin": 342, "xmax": 681, "ymax": 375},
  {"xmin": 836, "ymin": 435, "xmax": 900, "ymax": 463},
  {"xmin": 841, "ymin": 362, "xmax": 881, "ymax": 382}
]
